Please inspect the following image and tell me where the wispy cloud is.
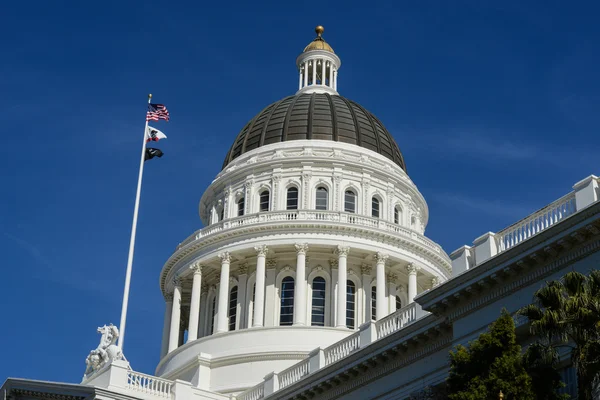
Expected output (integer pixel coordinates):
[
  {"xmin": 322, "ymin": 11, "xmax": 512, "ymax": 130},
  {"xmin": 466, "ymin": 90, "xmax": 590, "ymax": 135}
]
[{"xmin": 434, "ymin": 193, "xmax": 535, "ymax": 219}]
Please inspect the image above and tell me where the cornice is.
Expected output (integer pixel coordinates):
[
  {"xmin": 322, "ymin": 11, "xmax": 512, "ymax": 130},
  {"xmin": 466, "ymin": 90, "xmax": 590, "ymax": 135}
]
[
  {"xmin": 159, "ymin": 221, "xmax": 451, "ymax": 292},
  {"xmin": 418, "ymin": 202, "xmax": 600, "ymax": 316}
]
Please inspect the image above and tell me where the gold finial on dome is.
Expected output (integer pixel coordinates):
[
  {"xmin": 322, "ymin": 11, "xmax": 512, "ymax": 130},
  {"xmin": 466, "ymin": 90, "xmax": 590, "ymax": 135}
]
[{"xmin": 303, "ymin": 25, "xmax": 334, "ymax": 53}]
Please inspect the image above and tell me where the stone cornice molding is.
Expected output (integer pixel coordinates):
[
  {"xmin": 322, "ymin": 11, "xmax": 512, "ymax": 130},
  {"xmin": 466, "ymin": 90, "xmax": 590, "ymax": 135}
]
[
  {"xmin": 254, "ymin": 245, "xmax": 269, "ymax": 257},
  {"xmin": 295, "ymin": 243, "xmax": 309, "ymax": 255}
]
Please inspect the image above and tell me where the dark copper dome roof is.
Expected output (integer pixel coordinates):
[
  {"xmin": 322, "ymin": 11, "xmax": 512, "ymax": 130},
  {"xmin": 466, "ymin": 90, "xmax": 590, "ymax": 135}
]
[{"xmin": 222, "ymin": 93, "xmax": 406, "ymax": 171}]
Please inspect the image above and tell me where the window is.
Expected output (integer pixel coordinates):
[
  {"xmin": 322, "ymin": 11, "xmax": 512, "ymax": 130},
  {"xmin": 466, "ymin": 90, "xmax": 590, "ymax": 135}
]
[
  {"xmin": 311, "ymin": 277, "xmax": 326, "ymax": 326},
  {"xmin": 344, "ymin": 190, "xmax": 356, "ymax": 213},
  {"xmin": 316, "ymin": 187, "xmax": 328, "ymax": 210},
  {"xmin": 237, "ymin": 198, "xmax": 245, "ymax": 216},
  {"xmin": 286, "ymin": 187, "xmax": 299, "ymax": 210},
  {"xmin": 371, "ymin": 197, "xmax": 380, "ymax": 218},
  {"xmin": 394, "ymin": 206, "xmax": 401, "ymax": 224},
  {"xmin": 219, "ymin": 208, "xmax": 224, "ymax": 221},
  {"xmin": 371, "ymin": 286, "xmax": 377, "ymax": 321},
  {"xmin": 228, "ymin": 286, "xmax": 238, "ymax": 331},
  {"xmin": 346, "ymin": 280, "xmax": 356, "ymax": 329},
  {"xmin": 259, "ymin": 190, "xmax": 270, "ymax": 212},
  {"xmin": 396, "ymin": 295, "xmax": 402, "ymax": 310},
  {"xmin": 210, "ymin": 296, "xmax": 216, "ymax": 334},
  {"xmin": 280, "ymin": 277, "xmax": 295, "ymax": 326}
]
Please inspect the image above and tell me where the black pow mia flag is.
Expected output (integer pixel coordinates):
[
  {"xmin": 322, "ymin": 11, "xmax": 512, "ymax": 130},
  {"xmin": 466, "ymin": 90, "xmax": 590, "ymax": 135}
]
[{"xmin": 144, "ymin": 147, "xmax": 164, "ymax": 161}]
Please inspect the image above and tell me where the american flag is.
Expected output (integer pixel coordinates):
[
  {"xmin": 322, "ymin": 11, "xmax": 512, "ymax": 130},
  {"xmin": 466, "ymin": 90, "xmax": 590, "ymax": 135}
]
[{"xmin": 146, "ymin": 104, "xmax": 170, "ymax": 122}]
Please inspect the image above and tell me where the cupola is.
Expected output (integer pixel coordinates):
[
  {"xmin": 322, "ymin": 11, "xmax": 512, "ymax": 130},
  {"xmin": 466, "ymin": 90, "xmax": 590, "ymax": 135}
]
[{"xmin": 296, "ymin": 26, "xmax": 341, "ymax": 95}]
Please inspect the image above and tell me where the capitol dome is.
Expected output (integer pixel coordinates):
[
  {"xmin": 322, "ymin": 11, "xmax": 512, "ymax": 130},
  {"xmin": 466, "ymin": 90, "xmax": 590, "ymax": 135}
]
[
  {"xmin": 155, "ymin": 26, "xmax": 451, "ymax": 396},
  {"xmin": 222, "ymin": 93, "xmax": 407, "ymax": 171}
]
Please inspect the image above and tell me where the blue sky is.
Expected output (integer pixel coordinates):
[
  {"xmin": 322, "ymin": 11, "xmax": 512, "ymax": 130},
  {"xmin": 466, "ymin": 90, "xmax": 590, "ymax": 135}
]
[{"xmin": 1, "ymin": 0, "xmax": 598, "ymax": 384}]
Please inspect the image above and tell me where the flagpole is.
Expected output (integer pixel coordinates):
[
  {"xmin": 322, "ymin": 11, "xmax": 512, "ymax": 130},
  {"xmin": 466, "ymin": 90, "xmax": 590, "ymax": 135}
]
[{"xmin": 117, "ymin": 93, "xmax": 152, "ymax": 350}]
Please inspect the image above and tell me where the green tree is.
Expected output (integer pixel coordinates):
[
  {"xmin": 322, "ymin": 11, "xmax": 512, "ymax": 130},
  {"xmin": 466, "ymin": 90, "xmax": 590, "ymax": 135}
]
[
  {"xmin": 519, "ymin": 270, "xmax": 600, "ymax": 400},
  {"xmin": 447, "ymin": 310, "xmax": 535, "ymax": 400}
]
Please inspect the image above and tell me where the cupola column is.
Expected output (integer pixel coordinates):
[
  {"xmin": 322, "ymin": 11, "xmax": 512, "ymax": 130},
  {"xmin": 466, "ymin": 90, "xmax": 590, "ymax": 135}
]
[
  {"xmin": 160, "ymin": 292, "xmax": 173, "ymax": 358},
  {"xmin": 321, "ymin": 59, "xmax": 326, "ymax": 85},
  {"xmin": 312, "ymin": 60, "xmax": 316, "ymax": 86},
  {"xmin": 293, "ymin": 243, "xmax": 309, "ymax": 325},
  {"xmin": 375, "ymin": 253, "xmax": 388, "ymax": 320},
  {"xmin": 216, "ymin": 252, "xmax": 231, "ymax": 333},
  {"xmin": 187, "ymin": 263, "xmax": 203, "ymax": 342},
  {"xmin": 168, "ymin": 278, "xmax": 182, "ymax": 353},
  {"xmin": 253, "ymin": 245, "xmax": 268, "ymax": 327},
  {"xmin": 298, "ymin": 68, "xmax": 303, "ymax": 90},
  {"xmin": 335, "ymin": 246, "xmax": 350, "ymax": 328},
  {"xmin": 407, "ymin": 264, "xmax": 420, "ymax": 303},
  {"xmin": 303, "ymin": 62, "xmax": 308, "ymax": 88},
  {"xmin": 333, "ymin": 69, "xmax": 338, "ymax": 90}
]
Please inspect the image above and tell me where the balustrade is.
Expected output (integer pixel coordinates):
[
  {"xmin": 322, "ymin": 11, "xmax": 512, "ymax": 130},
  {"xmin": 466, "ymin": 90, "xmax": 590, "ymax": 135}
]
[
  {"xmin": 323, "ymin": 331, "xmax": 360, "ymax": 365},
  {"xmin": 126, "ymin": 371, "xmax": 173, "ymax": 398},
  {"xmin": 278, "ymin": 358, "xmax": 310, "ymax": 390},
  {"xmin": 375, "ymin": 302, "xmax": 427, "ymax": 340},
  {"xmin": 236, "ymin": 382, "xmax": 265, "ymax": 400}
]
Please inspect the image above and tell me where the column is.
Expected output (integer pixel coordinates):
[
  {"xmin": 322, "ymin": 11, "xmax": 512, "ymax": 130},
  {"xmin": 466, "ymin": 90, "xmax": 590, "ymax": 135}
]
[
  {"xmin": 335, "ymin": 246, "xmax": 350, "ymax": 328},
  {"xmin": 264, "ymin": 261, "xmax": 277, "ymax": 327},
  {"xmin": 197, "ymin": 286, "xmax": 207, "ymax": 337},
  {"xmin": 361, "ymin": 264, "xmax": 372, "ymax": 323},
  {"xmin": 293, "ymin": 243, "xmax": 309, "ymax": 325},
  {"xmin": 303, "ymin": 62, "xmax": 308, "ymax": 88},
  {"xmin": 311, "ymin": 59, "xmax": 316, "ymax": 86},
  {"xmin": 321, "ymin": 59, "xmax": 326, "ymax": 85},
  {"xmin": 237, "ymin": 263, "xmax": 248, "ymax": 328},
  {"xmin": 387, "ymin": 273, "xmax": 398, "ymax": 314},
  {"xmin": 160, "ymin": 292, "xmax": 173, "ymax": 358},
  {"xmin": 168, "ymin": 278, "xmax": 182, "ymax": 353},
  {"xmin": 407, "ymin": 264, "xmax": 420, "ymax": 303},
  {"xmin": 216, "ymin": 252, "xmax": 231, "ymax": 333},
  {"xmin": 253, "ymin": 245, "xmax": 268, "ymax": 327},
  {"xmin": 333, "ymin": 69, "xmax": 338, "ymax": 90},
  {"xmin": 187, "ymin": 263, "xmax": 203, "ymax": 342},
  {"xmin": 299, "ymin": 68, "xmax": 303, "ymax": 90},
  {"xmin": 375, "ymin": 252, "xmax": 388, "ymax": 320},
  {"xmin": 330, "ymin": 259, "xmax": 338, "ymax": 325}
]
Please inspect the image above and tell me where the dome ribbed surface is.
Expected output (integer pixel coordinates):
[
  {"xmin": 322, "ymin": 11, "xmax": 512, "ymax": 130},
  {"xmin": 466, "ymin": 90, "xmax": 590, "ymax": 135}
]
[{"xmin": 222, "ymin": 93, "xmax": 406, "ymax": 171}]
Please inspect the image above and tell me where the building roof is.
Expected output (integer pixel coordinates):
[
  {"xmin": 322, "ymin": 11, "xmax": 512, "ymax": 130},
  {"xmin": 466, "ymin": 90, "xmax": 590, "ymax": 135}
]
[{"xmin": 222, "ymin": 93, "xmax": 406, "ymax": 171}]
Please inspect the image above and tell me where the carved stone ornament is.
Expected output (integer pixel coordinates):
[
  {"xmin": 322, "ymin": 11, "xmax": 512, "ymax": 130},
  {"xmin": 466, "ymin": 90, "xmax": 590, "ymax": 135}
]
[
  {"xmin": 255, "ymin": 245, "xmax": 269, "ymax": 257},
  {"xmin": 431, "ymin": 276, "xmax": 442, "ymax": 287},
  {"xmin": 218, "ymin": 252, "xmax": 231, "ymax": 263},
  {"xmin": 335, "ymin": 246, "xmax": 350, "ymax": 257},
  {"xmin": 245, "ymin": 180, "xmax": 254, "ymax": 189},
  {"xmin": 164, "ymin": 292, "xmax": 174, "ymax": 302},
  {"xmin": 83, "ymin": 324, "xmax": 128, "ymax": 380},
  {"xmin": 283, "ymin": 265, "xmax": 292, "ymax": 271},
  {"xmin": 173, "ymin": 277, "xmax": 182, "ymax": 288},
  {"xmin": 238, "ymin": 263, "xmax": 249, "ymax": 275},
  {"xmin": 315, "ymin": 265, "xmax": 324, "ymax": 271},
  {"xmin": 266, "ymin": 259, "xmax": 277, "ymax": 268},
  {"xmin": 329, "ymin": 259, "xmax": 339, "ymax": 268},
  {"xmin": 190, "ymin": 262, "xmax": 203, "ymax": 275},
  {"xmin": 387, "ymin": 273, "xmax": 398, "ymax": 283},
  {"xmin": 361, "ymin": 264, "xmax": 372, "ymax": 275},
  {"xmin": 295, "ymin": 243, "xmax": 309, "ymax": 254},
  {"xmin": 406, "ymin": 263, "xmax": 421, "ymax": 275},
  {"xmin": 375, "ymin": 252, "xmax": 389, "ymax": 264}
]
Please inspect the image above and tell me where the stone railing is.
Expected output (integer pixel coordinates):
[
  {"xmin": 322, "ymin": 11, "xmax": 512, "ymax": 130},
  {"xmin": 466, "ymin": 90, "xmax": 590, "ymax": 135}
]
[
  {"xmin": 236, "ymin": 382, "xmax": 265, "ymax": 400},
  {"xmin": 495, "ymin": 192, "xmax": 577, "ymax": 253},
  {"xmin": 323, "ymin": 331, "xmax": 361, "ymax": 366},
  {"xmin": 126, "ymin": 370, "xmax": 173, "ymax": 398},
  {"xmin": 376, "ymin": 302, "xmax": 427, "ymax": 340},
  {"xmin": 178, "ymin": 210, "xmax": 442, "ymax": 254},
  {"xmin": 278, "ymin": 358, "xmax": 310, "ymax": 390},
  {"xmin": 235, "ymin": 304, "xmax": 427, "ymax": 399}
]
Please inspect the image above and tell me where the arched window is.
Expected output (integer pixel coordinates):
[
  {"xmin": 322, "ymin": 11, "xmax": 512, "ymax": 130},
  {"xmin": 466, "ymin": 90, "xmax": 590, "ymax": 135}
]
[
  {"xmin": 228, "ymin": 286, "xmax": 238, "ymax": 331},
  {"xmin": 316, "ymin": 187, "xmax": 328, "ymax": 210},
  {"xmin": 344, "ymin": 190, "xmax": 356, "ymax": 213},
  {"xmin": 311, "ymin": 277, "xmax": 326, "ymax": 326},
  {"xmin": 210, "ymin": 296, "xmax": 217, "ymax": 334},
  {"xmin": 346, "ymin": 280, "xmax": 356, "ymax": 329},
  {"xmin": 219, "ymin": 207, "xmax": 224, "ymax": 221},
  {"xmin": 396, "ymin": 295, "xmax": 402, "ymax": 310},
  {"xmin": 286, "ymin": 187, "xmax": 299, "ymax": 210},
  {"xmin": 394, "ymin": 206, "xmax": 402, "ymax": 224},
  {"xmin": 371, "ymin": 197, "xmax": 380, "ymax": 218},
  {"xmin": 237, "ymin": 198, "xmax": 245, "ymax": 217},
  {"xmin": 371, "ymin": 286, "xmax": 377, "ymax": 321},
  {"xmin": 280, "ymin": 277, "xmax": 295, "ymax": 326},
  {"xmin": 411, "ymin": 215, "xmax": 416, "ymax": 228},
  {"xmin": 259, "ymin": 190, "xmax": 270, "ymax": 212}
]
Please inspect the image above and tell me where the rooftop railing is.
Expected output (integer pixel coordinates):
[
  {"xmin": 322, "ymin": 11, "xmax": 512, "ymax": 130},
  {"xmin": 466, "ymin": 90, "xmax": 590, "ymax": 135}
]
[{"xmin": 178, "ymin": 210, "xmax": 442, "ymax": 255}]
